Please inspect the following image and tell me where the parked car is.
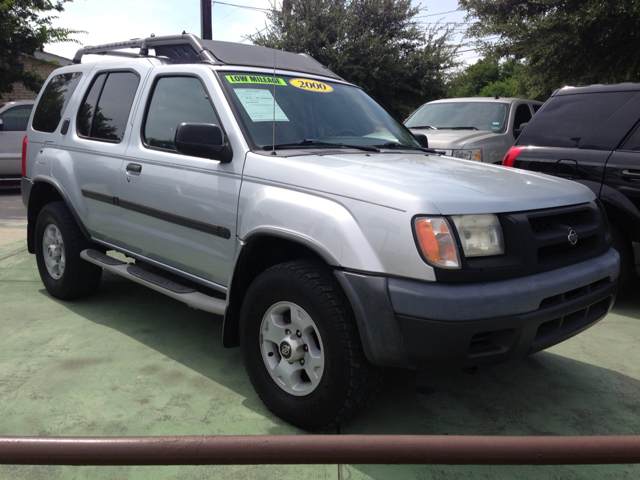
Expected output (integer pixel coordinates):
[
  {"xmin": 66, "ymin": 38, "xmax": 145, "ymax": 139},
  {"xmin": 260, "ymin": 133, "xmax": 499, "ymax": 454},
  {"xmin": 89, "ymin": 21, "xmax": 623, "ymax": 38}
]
[
  {"xmin": 22, "ymin": 34, "xmax": 618, "ymax": 430},
  {"xmin": 0, "ymin": 100, "xmax": 34, "ymax": 183},
  {"xmin": 503, "ymin": 83, "xmax": 640, "ymax": 286},
  {"xmin": 405, "ymin": 97, "xmax": 543, "ymax": 164}
]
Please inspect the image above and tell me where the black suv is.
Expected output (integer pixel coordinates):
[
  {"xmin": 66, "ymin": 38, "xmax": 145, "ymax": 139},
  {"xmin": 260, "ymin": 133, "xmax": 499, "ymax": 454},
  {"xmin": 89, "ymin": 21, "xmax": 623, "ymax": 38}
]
[{"xmin": 503, "ymin": 83, "xmax": 640, "ymax": 284}]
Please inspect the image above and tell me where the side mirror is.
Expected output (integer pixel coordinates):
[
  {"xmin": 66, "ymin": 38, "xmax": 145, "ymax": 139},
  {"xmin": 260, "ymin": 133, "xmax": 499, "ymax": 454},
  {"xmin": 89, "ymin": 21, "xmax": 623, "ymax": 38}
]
[
  {"xmin": 174, "ymin": 123, "xmax": 233, "ymax": 163},
  {"xmin": 514, "ymin": 122, "xmax": 528, "ymax": 139},
  {"xmin": 413, "ymin": 133, "xmax": 428, "ymax": 148},
  {"xmin": 0, "ymin": 119, "xmax": 3, "ymax": 132}
]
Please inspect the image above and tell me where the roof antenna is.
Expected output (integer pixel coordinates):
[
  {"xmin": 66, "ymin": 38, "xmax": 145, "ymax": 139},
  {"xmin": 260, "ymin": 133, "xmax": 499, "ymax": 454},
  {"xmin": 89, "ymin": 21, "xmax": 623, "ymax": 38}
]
[{"xmin": 271, "ymin": 47, "xmax": 277, "ymax": 155}]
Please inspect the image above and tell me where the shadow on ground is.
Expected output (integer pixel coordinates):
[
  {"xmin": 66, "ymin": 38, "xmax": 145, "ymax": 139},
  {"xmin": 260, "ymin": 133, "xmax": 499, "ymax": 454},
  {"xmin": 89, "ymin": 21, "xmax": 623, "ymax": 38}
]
[{"xmin": 51, "ymin": 268, "xmax": 640, "ymax": 437}]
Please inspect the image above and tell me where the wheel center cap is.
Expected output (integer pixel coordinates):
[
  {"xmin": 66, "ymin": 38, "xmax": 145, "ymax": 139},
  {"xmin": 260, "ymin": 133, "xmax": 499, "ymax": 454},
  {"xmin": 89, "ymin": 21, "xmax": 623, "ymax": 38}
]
[
  {"xmin": 48, "ymin": 245, "xmax": 61, "ymax": 260},
  {"xmin": 279, "ymin": 335, "xmax": 305, "ymax": 362}
]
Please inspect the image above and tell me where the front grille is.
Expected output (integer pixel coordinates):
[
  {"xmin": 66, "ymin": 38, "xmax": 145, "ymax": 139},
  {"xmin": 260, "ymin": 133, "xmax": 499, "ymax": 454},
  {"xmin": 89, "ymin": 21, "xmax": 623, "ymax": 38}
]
[
  {"xmin": 538, "ymin": 277, "xmax": 611, "ymax": 308},
  {"xmin": 529, "ymin": 210, "xmax": 588, "ymax": 233}
]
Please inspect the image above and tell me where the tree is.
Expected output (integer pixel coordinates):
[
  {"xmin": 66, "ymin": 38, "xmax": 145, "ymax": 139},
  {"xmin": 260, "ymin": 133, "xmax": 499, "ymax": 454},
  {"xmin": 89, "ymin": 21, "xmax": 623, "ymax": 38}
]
[
  {"xmin": 251, "ymin": 0, "xmax": 459, "ymax": 118},
  {"xmin": 447, "ymin": 57, "xmax": 532, "ymax": 99},
  {"xmin": 460, "ymin": 0, "xmax": 640, "ymax": 98},
  {"xmin": 0, "ymin": 0, "xmax": 82, "ymax": 98}
]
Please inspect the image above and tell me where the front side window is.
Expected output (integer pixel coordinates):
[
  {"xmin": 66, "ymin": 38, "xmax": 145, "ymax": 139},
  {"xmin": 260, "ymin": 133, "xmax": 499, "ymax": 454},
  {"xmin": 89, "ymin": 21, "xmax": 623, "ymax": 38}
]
[
  {"xmin": 405, "ymin": 102, "xmax": 510, "ymax": 133},
  {"xmin": 77, "ymin": 71, "xmax": 139, "ymax": 143},
  {"xmin": 32, "ymin": 72, "xmax": 82, "ymax": 133},
  {"xmin": 143, "ymin": 76, "xmax": 221, "ymax": 151},
  {"xmin": 0, "ymin": 105, "xmax": 33, "ymax": 131},
  {"xmin": 220, "ymin": 72, "xmax": 418, "ymax": 149}
]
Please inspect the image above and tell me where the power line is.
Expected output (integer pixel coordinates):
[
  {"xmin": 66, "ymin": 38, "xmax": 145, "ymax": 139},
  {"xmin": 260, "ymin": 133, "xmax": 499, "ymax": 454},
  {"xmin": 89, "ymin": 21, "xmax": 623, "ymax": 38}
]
[
  {"xmin": 415, "ymin": 9, "xmax": 461, "ymax": 19},
  {"xmin": 211, "ymin": 1, "xmax": 270, "ymax": 12}
]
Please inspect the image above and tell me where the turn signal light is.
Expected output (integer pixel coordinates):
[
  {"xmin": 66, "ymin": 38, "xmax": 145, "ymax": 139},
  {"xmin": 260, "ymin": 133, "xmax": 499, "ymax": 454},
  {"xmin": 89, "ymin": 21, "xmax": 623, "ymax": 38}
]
[{"xmin": 414, "ymin": 217, "xmax": 460, "ymax": 268}]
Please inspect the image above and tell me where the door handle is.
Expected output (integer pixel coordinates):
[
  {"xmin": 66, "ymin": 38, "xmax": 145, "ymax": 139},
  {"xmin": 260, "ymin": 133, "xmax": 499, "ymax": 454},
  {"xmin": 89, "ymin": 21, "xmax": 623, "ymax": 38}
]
[
  {"xmin": 126, "ymin": 163, "xmax": 142, "ymax": 174},
  {"xmin": 622, "ymin": 169, "xmax": 640, "ymax": 180}
]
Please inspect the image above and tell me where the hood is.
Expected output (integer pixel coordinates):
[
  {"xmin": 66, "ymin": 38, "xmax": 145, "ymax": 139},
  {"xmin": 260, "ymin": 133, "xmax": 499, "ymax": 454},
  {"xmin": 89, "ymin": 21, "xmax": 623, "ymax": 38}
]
[
  {"xmin": 409, "ymin": 128, "xmax": 496, "ymax": 150},
  {"xmin": 243, "ymin": 150, "xmax": 595, "ymax": 215}
]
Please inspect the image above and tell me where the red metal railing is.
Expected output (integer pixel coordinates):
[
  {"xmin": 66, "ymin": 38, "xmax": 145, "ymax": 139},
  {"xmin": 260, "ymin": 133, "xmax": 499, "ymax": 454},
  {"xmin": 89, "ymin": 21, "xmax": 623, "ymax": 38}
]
[{"xmin": 1, "ymin": 435, "xmax": 639, "ymax": 465}]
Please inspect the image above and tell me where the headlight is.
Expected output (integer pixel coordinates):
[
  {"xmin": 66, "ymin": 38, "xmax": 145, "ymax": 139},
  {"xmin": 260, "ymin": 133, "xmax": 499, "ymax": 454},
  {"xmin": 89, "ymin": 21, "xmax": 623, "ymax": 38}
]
[
  {"xmin": 413, "ymin": 217, "xmax": 461, "ymax": 268},
  {"xmin": 452, "ymin": 149, "xmax": 482, "ymax": 162},
  {"xmin": 451, "ymin": 214, "xmax": 504, "ymax": 257}
]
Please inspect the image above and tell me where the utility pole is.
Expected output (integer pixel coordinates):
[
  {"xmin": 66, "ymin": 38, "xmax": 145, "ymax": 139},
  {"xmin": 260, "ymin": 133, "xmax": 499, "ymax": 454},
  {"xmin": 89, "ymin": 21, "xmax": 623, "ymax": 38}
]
[{"xmin": 201, "ymin": 0, "xmax": 212, "ymax": 40}]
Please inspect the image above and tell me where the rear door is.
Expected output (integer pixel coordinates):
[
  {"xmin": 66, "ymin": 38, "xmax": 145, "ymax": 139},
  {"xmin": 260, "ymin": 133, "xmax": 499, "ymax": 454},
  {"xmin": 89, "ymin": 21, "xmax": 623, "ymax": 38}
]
[{"xmin": 54, "ymin": 63, "xmax": 151, "ymax": 241}]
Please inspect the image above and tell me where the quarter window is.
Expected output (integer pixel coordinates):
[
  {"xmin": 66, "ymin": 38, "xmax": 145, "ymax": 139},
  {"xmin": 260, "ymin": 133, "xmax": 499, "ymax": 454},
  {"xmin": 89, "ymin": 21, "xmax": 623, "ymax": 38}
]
[
  {"xmin": 620, "ymin": 125, "xmax": 640, "ymax": 152},
  {"xmin": 32, "ymin": 72, "xmax": 82, "ymax": 133},
  {"xmin": 143, "ymin": 76, "xmax": 221, "ymax": 151},
  {"xmin": 0, "ymin": 105, "xmax": 33, "ymax": 131},
  {"xmin": 77, "ymin": 71, "xmax": 139, "ymax": 142}
]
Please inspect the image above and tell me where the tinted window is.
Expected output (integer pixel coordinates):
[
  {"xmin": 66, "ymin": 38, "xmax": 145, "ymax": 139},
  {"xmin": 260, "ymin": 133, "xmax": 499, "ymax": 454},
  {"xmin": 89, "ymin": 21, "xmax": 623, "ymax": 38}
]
[
  {"xmin": 77, "ymin": 71, "xmax": 139, "ymax": 142},
  {"xmin": 518, "ymin": 92, "xmax": 637, "ymax": 149},
  {"xmin": 513, "ymin": 104, "xmax": 532, "ymax": 131},
  {"xmin": 621, "ymin": 125, "xmax": 640, "ymax": 152},
  {"xmin": 32, "ymin": 72, "xmax": 82, "ymax": 133},
  {"xmin": 144, "ymin": 76, "xmax": 221, "ymax": 151},
  {"xmin": 0, "ymin": 105, "xmax": 33, "ymax": 131}
]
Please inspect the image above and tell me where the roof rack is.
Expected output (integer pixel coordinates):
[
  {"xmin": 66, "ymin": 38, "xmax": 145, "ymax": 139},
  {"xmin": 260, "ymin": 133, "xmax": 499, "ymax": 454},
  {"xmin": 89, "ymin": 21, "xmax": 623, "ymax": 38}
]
[
  {"xmin": 72, "ymin": 33, "xmax": 342, "ymax": 80},
  {"xmin": 72, "ymin": 33, "xmax": 217, "ymax": 64}
]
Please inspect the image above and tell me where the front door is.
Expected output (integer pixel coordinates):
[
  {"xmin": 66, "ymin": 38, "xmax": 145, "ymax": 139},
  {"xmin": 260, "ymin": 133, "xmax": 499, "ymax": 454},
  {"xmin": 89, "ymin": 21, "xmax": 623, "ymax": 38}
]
[{"xmin": 117, "ymin": 70, "xmax": 242, "ymax": 290}]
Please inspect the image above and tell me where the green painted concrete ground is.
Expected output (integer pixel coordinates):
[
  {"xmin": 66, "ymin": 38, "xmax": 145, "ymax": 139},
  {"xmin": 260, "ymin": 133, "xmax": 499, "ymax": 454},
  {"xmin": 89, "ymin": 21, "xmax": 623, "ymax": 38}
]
[{"xmin": 1, "ymin": 190, "xmax": 639, "ymax": 479}]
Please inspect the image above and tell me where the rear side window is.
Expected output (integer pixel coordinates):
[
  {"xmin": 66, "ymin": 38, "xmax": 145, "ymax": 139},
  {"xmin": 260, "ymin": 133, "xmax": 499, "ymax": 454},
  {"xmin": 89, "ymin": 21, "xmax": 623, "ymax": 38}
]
[
  {"xmin": 518, "ymin": 92, "xmax": 637, "ymax": 149},
  {"xmin": 77, "ymin": 71, "xmax": 140, "ymax": 143},
  {"xmin": 0, "ymin": 105, "xmax": 33, "ymax": 131},
  {"xmin": 143, "ymin": 76, "xmax": 221, "ymax": 151},
  {"xmin": 32, "ymin": 72, "xmax": 83, "ymax": 133}
]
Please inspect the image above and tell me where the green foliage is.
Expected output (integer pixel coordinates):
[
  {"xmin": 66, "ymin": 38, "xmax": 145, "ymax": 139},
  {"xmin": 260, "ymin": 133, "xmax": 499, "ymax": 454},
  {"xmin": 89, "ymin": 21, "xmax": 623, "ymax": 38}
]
[
  {"xmin": 447, "ymin": 58, "xmax": 540, "ymax": 100},
  {"xmin": 252, "ymin": 0, "xmax": 459, "ymax": 118},
  {"xmin": 460, "ymin": 0, "xmax": 640, "ymax": 98},
  {"xmin": 0, "ymin": 0, "xmax": 84, "ymax": 98}
]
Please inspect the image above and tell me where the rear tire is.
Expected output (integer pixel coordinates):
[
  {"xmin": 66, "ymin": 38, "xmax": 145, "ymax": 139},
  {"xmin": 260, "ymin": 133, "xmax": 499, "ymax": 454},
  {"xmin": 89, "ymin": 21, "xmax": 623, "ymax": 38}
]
[
  {"xmin": 35, "ymin": 201, "xmax": 102, "ymax": 300},
  {"xmin": 240, "ymin": 260, "xmax": 381, "ymax": 430}
]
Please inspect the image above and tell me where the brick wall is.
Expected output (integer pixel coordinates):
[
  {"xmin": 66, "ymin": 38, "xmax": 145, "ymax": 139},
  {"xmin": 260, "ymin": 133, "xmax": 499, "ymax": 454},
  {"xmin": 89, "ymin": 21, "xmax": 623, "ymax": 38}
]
[{"xmin": 6, "ymin": 56, "xmax": 62, "ymax": 101}]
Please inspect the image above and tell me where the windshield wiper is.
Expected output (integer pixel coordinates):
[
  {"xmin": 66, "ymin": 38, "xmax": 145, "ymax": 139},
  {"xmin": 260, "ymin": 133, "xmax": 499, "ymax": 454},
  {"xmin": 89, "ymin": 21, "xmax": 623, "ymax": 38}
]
[
  {"xmin": 407, "ymin": 125, "xmax": 437, "ymax": 130},
  {"xmin": 440, "ymin": 126, "xmax": 479, "ymax": 130},
  {"xmin": 376, "ymin": 142, "xmax": 437, "ymax": 153},
  {"xmin": 263, "ymin": 139, "xmax": 380, "ymax": 152}
]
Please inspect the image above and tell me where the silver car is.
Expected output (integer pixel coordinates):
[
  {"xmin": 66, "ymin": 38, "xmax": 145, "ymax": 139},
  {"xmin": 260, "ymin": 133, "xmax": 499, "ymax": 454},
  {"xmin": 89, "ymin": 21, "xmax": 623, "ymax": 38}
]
[
  {"xmin": 21, "ymin": 34, "xmax": 619, "ymax": 430},
  {"xmin": 0, "ymin": 100, "xmax": 34, "ymax": 180},
  {"xmin": 405, "ymin": 97, "xmax": 542, "ymax": 164}
]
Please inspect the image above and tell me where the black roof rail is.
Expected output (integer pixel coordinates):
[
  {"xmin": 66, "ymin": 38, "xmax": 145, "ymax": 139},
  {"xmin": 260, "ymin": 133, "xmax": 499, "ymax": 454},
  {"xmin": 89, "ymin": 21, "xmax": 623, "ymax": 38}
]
[{"xmin": 72, "ymin": 33, "xmax": 343, "ymax": 80}]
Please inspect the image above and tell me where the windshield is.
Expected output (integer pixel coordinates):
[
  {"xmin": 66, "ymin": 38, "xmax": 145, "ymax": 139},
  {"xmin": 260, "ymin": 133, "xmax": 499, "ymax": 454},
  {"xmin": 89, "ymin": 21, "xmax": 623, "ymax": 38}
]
[
  {"xmin": 219, "ymin": 72, "xmax": 419, "ymax": 149},
  {"xmin": 405, "ymin": 102, "xmax": 509, "ymax": 133}
]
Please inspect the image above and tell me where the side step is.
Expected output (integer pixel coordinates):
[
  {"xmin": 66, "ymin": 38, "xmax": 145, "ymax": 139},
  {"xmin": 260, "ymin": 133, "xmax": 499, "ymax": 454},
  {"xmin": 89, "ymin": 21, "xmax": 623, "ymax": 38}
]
[{"xmin": 81, "ymin": 249, "xmax": 226, "ymax": 316}]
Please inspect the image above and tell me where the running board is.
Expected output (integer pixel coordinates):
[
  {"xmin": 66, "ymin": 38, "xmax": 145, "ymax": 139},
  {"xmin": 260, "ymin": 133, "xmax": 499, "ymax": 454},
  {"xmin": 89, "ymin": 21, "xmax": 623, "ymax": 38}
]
[{"xmin": 80, "ymin": 249, "xmax": 226, "ymax": 316}]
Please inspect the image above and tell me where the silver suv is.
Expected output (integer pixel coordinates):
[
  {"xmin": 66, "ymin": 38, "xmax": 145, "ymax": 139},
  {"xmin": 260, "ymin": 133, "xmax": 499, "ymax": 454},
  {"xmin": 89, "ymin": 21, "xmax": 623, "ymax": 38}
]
[
  {"xmin": 0, "ymin": 100, "xmax": 34, "ymax": 183},
  {"xmin": 21, "ymin": 34, "xmax": 619, "ymax": 429},
  {"xmin": 405, "ymin": 97, "xmax": 542, "ymax": 164}
]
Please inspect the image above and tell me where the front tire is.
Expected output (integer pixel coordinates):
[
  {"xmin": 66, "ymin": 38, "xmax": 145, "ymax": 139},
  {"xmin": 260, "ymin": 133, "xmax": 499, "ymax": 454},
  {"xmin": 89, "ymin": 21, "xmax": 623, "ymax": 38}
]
[
  {"xmin": 35, "ymin": 201, "xmax": 102, "ymax": 300},
  {"xmin": 240, "ymin": 260, "xmax": 381, "ymax": 430}
]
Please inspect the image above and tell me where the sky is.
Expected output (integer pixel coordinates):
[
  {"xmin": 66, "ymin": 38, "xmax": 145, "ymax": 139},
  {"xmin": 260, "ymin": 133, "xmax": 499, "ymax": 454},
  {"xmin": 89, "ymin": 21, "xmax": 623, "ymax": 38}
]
[{"xmin": 44, "ymin": 0, "xmax": 476, "ymax": 65}]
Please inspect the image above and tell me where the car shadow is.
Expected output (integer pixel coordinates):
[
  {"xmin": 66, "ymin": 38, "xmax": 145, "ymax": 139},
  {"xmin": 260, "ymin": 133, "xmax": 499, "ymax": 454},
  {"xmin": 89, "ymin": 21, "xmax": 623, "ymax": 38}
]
[{"xmin": 46, "ymin": 269, "xmax": 640, "ymax": 437}]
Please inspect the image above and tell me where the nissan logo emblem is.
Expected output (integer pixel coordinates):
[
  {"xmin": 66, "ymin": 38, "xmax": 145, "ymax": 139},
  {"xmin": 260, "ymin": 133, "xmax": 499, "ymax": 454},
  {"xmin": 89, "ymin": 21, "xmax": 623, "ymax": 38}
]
[
  {"xmin": 567, "ymin": 229, "xmax": 578, "ymax": 246},
  {"xmin": 280, "ymin": 342, "xmax": 292, "ymax": 359}
]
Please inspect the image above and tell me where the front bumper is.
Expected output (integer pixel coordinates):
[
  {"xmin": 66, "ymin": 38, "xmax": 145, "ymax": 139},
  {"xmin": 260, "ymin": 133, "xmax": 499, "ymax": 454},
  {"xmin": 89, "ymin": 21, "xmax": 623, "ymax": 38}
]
[{"xmin": 335, "ymin": 248, "xmax": 619, "ymax": 369}]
